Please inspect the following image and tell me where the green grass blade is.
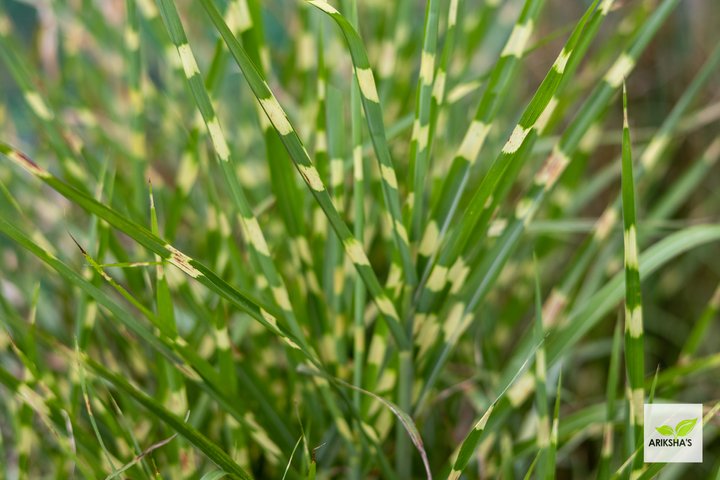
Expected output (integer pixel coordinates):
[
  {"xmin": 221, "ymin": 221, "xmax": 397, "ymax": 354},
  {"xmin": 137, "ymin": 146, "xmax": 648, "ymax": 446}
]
[
  {"xmin": 597, "ymin": 320, "xmax": 623, "ymax": 480},
  {"xmin": 0, "ymin": 142, "xmax": 313, "ymax": 362},
  {"xmin": 306, "ymin": 0, "xmax": 416, "ymax": 287},
  {"xmin": 81, "ymin": 354, "xmax": 253, "ymax": 480},
  {"xmin": 620, "ymin": 84, "xmax": 644, "ymax": 474},
  {"xmin": 197, "ymin": 0, "xmax": 410, "ymax": 350}
]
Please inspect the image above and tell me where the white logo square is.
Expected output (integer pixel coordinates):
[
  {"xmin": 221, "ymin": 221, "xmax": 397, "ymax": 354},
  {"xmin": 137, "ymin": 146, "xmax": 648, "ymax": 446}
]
[{"xmin": 644, "ymin": 403, "xmax": 702, "ymax": 463}]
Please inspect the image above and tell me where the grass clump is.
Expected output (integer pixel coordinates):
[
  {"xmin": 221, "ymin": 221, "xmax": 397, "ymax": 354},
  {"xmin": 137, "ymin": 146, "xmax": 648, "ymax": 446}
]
[{"xmin": 1, "ymin": 0, "xmax": 719, "ymax": 478}]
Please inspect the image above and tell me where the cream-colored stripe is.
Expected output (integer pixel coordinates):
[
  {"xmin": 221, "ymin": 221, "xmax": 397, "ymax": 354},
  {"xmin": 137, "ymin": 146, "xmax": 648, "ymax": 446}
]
[
  {"xmin": 298, "ymin": 164, "xmax": 325, "ymax": 191},
  {"xmin": 259, "ymin": 96, "xmax": 292, "ymax": 135},
  {"xmin": 177, "ymin": 44, "xmax": 200, "ymax": 78},
  {"xmin": 458, "ymin": 120, "xmax": 490, "ymax": 162},
  {"xmin": 502, "ymin": 125, "xmax": 530, "ymax": 154},
  {"xmin": 356, "ymin": 67, "xmax": 380, "ymax": 103},
  {"xmin": 501, "ymin": 22, "xmax": 533, "ymax": 58},
  {"xmin": 624, "ymin": 226, "xmax": 639, "ymax": 269},
  {"xmin": 604, "ymin": 53, "xmax": 635, "ymax": 88}
]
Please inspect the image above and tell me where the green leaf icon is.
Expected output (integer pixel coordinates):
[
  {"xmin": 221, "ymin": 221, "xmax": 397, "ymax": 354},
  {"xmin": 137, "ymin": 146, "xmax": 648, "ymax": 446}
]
[
  {"xmin": 674, "ymin": 418, "xmax": 698, "ymax": 437},
  {"xmin": 655, "ymin": 425, "xmax": 674, "ymax": 436}
]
